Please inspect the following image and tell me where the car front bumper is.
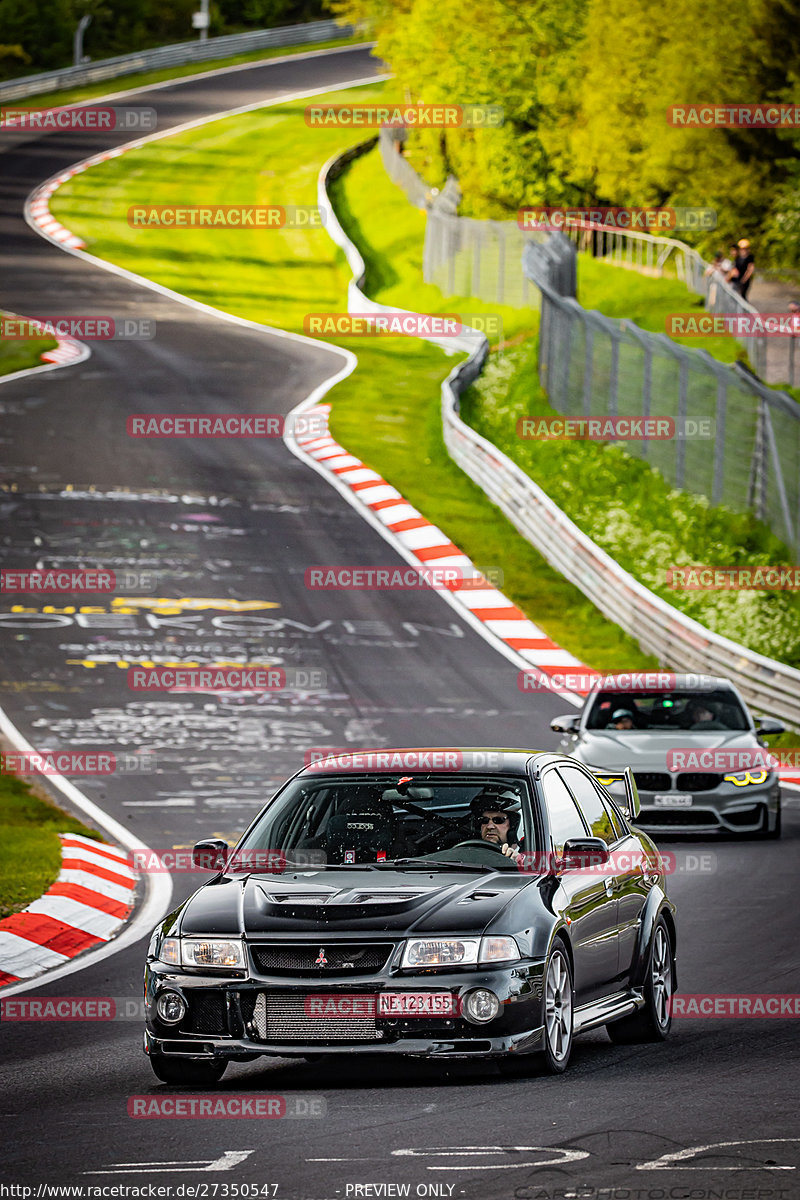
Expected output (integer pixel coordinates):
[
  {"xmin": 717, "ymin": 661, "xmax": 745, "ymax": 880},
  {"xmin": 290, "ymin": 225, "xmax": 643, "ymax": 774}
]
[
  {"xmin": 143, "ymin": 960, "xmax": 547, "ymax": 1061},
  {"xmin": 635, "ymin": 780, "xmax": 780, "ymax": 834}
]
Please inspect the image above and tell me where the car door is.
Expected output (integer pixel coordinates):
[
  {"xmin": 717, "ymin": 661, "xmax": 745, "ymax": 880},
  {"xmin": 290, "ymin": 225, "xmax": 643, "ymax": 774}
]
[
  {"xmin": 561, "ymin": 763, "xmax": 646, "ymax": 990},
  {"xmin": 540, "ymin": 766, "xmax": 619, "ymax": 1004}
]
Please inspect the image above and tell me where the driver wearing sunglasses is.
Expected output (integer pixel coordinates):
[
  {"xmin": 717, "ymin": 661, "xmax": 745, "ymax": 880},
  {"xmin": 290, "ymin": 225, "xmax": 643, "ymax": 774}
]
[{"xmin": 470, "ymin": 790, "xmax": 524, "ymax": 863}]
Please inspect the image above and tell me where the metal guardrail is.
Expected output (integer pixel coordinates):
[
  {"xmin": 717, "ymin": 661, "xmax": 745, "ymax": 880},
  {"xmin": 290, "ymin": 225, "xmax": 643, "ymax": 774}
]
[
  {"xmin": 0, "ymin": 19, "xmax": 358, "ymax": 102},
  {"xmin": 326, "ymin": 139, "xmax": 800, "ymax": 729}
]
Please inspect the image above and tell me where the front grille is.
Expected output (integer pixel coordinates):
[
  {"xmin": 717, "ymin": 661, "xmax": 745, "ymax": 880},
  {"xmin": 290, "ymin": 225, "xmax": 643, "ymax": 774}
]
[
  {"xmin": 184, "ymin": 991, "xmax": 228, "ymax": 1035},
  {"xmin": 250, "ymin": 942, "xmax": 394, "ymax": 976},
  {"xmin": 252, "ymin": 993, "xmax": 381, "ymax": 1042},
  {"xmin": 677, "ymin": 773, "xmax": 724, "ymax": 792},
  {"xmin": 641, "ymin": 808, "xmax": 718, "ymax": 826},
  {"xmin": 633, "ymin": 772, "xmax": 671, "ymax": 792}
]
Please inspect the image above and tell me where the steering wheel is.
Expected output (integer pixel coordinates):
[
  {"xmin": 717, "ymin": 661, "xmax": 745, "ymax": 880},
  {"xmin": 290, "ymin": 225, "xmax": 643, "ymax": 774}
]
[{"xmin": 452, "ymin": 838, "xmax": 508, "ymax": 854}]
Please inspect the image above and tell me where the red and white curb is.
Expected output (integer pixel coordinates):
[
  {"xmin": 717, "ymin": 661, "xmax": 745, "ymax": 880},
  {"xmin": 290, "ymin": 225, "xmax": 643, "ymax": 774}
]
[
  {"xmin": 0, "ymin": 834, "xmax": 136, "ymax": 987},
  {"xmin": 28, "ymin": 175, "xmax": 88, "ymax": 249},
  {"xmin": 294, "ymin": 402, "xmax": 591, "ymax": 689}
]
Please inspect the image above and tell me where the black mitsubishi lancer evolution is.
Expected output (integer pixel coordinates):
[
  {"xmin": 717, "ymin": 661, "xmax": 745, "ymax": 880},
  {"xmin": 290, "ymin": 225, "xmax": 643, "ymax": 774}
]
[{"xmin": 143, "ymin": 749, "xmax": 677, "ymax": 1082}]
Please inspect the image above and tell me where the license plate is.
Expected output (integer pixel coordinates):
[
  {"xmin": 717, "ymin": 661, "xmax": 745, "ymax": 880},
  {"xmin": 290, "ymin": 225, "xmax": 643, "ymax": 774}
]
[
  {"xmin": 653, "ymin": 794, "xmax": 693, "ymax": 807},
  {"xmin": 378, "ymin": 992, "xmax": 455, "ymax": 1017}
]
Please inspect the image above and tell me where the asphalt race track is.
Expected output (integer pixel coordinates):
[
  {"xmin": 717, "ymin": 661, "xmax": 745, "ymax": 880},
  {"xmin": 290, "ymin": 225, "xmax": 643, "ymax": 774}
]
[{"xmin": 0, "ymin": 44, "xmax": 799, "ymax": 1200}]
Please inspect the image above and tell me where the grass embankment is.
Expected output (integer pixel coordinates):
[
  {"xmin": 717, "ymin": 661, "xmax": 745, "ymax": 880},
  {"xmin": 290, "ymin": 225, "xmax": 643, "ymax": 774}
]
[
  {"xmin": 50, "ymin": 82, "xmax": 655, "ymax": 672},
  {"xmin": 0, "ymin": 333, "xmax": 58, "ymax": 377},
  {"xmin": 0, "ymin": 772, "xmax": 103, "ymax": 919},
  {"xmin": 6, "ymin": 35, "xmax": 368, "ymax": 111}
]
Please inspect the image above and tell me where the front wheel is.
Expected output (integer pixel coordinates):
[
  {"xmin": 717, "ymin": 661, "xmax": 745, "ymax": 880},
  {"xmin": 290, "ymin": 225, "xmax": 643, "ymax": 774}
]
[
  {"xmin": 607, "ymin": 919, "xmax": 672, "ymax": 1044},
  {"xmin": 149, "ymin": 1052, "xmax": 228, "ymax": 1085},
  {"xmin": 541, "ymin": 943, "xmax": 574, "ymax": 1073}
]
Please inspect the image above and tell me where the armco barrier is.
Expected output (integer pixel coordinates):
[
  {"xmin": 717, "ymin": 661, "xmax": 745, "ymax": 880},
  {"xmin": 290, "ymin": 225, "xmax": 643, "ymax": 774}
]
[
  {"xmin": 322, "ymin": 141, "xmax": 800, "ymax": 730},
  {"xmin": 0, "ymin": 20, "xmax": 358, "ymax": 103}
]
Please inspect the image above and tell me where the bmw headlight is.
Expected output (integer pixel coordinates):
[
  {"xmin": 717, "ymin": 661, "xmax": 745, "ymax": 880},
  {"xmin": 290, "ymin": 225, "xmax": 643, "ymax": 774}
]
[
  {"xmin": 724, "ymin": 770, "xmax": 769, "ymax": 787},
  {"xmin": 401, "ymin": 936, "xmax": 520, "ymax": 968},
  {"xmin": 158, "ymin": 937, "xmax": 245, "ymax": 969}
]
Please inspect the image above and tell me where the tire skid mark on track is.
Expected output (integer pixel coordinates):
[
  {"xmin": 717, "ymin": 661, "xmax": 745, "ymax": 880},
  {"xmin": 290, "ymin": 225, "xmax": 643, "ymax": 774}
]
[{"xmin": 0, "ymin": 834, "xmax": 135, "ymax": 986}]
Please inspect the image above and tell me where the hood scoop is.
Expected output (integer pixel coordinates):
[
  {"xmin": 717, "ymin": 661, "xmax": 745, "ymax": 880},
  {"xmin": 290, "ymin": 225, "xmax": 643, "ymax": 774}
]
[{"xmin": 257, "ymin": 884, "xmax": 435, "ymax": 908}]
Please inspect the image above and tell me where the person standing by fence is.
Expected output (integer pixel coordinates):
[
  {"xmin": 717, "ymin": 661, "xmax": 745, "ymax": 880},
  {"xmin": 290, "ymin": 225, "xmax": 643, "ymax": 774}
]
[{"xmin": 729, "ymin": 238, "xmax": 755, "ymax": 299}]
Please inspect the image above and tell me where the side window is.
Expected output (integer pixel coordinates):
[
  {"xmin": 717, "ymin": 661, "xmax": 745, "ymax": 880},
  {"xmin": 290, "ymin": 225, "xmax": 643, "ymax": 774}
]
[
  {"xmin": 542, "ymin": 770, "xmax": 588, "ymax": 855},
  {"xmin": 560, "ymin": 766, "xmax": 619, "ymax": 844}
]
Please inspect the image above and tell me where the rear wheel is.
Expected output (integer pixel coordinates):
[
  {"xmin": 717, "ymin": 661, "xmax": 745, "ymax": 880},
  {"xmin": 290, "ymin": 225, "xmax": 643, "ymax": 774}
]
[
  {"xmin": 607, "ymin": 919, "xmax": 672, "ymax": 1044},
  {"xmin": 149, "ymin": 1052, "xmax": 227, "ymax": 1085}
]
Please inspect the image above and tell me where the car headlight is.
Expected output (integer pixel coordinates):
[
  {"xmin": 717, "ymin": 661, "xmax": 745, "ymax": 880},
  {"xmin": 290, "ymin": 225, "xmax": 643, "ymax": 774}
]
[
  {"xmin": 158, "ymin": 937, "xmax": 245, "ymax": 969},
  {"xmin": 480, "ymin": 936, "xmax": 521, "ymax": 963},
  {"xmin": 724, "ymin": 770, "xmax": 769, "ymax": 786},
  {"xmin": 401, "ymin": 936, "xmax": 520, "ymax": 968}
]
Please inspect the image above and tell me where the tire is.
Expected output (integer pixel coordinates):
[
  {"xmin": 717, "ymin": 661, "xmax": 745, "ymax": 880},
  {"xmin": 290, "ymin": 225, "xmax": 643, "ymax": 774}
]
[
  {"xmin": 540, "ymin": 943, "xmax": 574, "ymax": 1074},
  {"xmin": 607, "ymin": 919, "xmax": 672, "ymax": 1045},
  {"xmin": 149, "ymin": 1052, "xmax": 228, "ymax": 1085}
]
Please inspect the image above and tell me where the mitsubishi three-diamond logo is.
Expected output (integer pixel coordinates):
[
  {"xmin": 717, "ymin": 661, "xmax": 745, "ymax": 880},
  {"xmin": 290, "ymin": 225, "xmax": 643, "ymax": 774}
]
[{"xmin": 315, "ymin": 948, "xmax": 328, "ymax": 967}]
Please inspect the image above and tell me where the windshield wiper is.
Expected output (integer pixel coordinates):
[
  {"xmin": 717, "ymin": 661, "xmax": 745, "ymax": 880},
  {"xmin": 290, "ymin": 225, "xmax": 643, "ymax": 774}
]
[{"xmin": 373, "ymin": 857, "xmax": 500, "ymax": 873}]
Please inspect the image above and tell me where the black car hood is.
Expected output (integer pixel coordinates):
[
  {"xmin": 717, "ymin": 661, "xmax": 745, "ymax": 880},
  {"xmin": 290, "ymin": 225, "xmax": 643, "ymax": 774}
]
[{"xmin": 177, "ymin": 868, "xmax": 536, "ymax": 938}]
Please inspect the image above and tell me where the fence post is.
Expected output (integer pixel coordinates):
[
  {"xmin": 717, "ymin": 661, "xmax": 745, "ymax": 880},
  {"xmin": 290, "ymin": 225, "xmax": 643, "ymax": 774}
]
[
  {"xmin": 609, "ymin": 329, "xmax": 620, "ymax": 417},
  {"xmin": 641, "ymin": 341, "xmax": 652, "ymax": 460},
  {"xmin": 675, "ymin": 354, "xmax": 689, "ymax": 488},
  {"xmin": 583, "ymin": 325, "xmax": 594, "ymax": 415},
  {"xmin": 712, "ymin": 377, "xmax": 727, "ymax": 506}
]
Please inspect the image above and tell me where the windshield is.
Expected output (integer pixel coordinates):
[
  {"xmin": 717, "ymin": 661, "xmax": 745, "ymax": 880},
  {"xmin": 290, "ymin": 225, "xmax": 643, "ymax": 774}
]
[
  {"xmin": 586, "ymin": 689, "xmax": 749, "ymax": 732},
  {"xmin": 231, "ymin": 774, "xmax": 535, "ymax": 871}
]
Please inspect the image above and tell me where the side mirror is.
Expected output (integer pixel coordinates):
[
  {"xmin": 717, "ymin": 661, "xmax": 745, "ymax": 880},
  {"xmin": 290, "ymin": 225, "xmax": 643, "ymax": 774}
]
[
  {"xmin": 756, "ymin": 718, "xmax": 784, "ymax": 736},
  {"xmin": 551, "ymin": 714, "xmax": 580, "ymax": 734},
  {"xmin": 561, "ymin": 837, "xmax": 610, "ymax": 869},
  {"xmin": 192, "ymin": 838, "xmax": 229, "ymax": 872}
]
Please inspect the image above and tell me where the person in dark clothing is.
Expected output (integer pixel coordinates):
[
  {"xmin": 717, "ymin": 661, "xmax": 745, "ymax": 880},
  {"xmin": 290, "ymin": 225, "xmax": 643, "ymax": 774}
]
[{"xmin": 729, "ymin": 239, "xmax": 755, "ymax": 299}]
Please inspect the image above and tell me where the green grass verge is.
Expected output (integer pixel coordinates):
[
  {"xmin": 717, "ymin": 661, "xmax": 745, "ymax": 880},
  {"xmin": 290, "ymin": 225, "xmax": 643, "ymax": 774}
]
[
  {"xmin": 0, "ymin": 333, "xmax": 58, "ymax": 377},
  {"xmin": 6, "ymin": 35, "xmax": 368, "ymax": 111},
  {"xmin": 0, "ymin": 772, "xmax": 104, "ymax": 919},
  {"xmin": 50, "ymin": 81, "xmax": 656, "ymax": 672}
]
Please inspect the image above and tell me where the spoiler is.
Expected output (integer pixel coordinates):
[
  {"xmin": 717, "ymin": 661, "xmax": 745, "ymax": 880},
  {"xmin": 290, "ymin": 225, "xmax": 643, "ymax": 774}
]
[{"xmin": 589, "ymin": 766, "xmax": 641, "ymax": 820}]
